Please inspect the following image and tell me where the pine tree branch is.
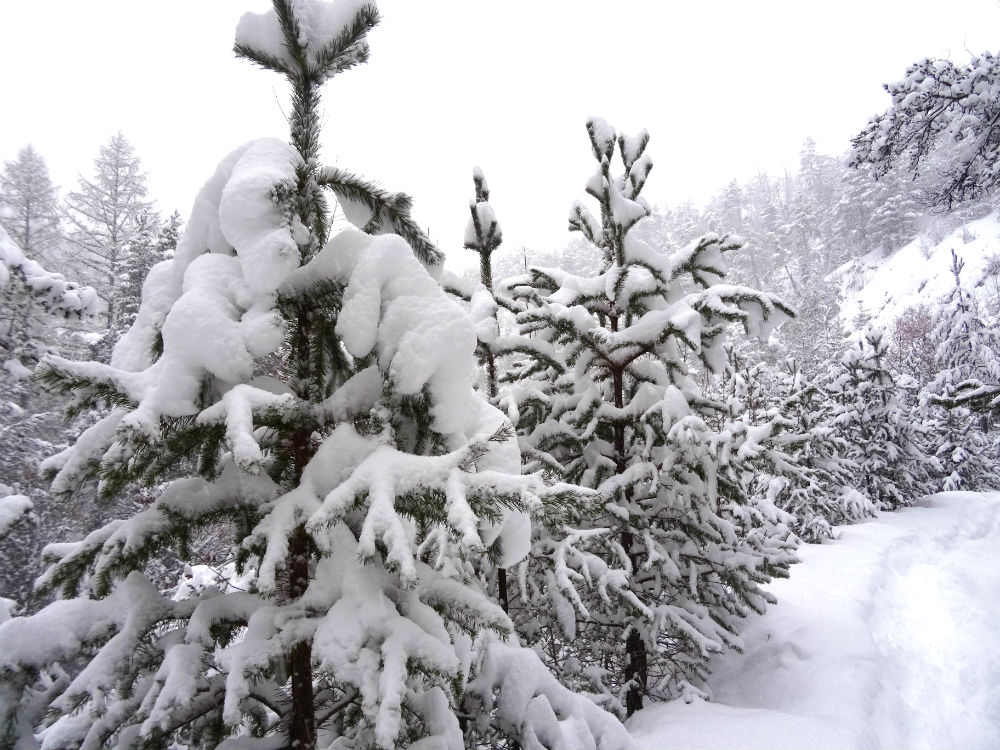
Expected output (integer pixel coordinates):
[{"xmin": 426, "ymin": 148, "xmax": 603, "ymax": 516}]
[
  {"xmin": 311, "ymin": 4, "xmax": 379, "ymax": 78},
  {"xmin": 137, "ymin": 676, "xmax": 228, "ymax": 748},
  {"xmin": 317, "ymin": 167, "xmax": 443, "ymax": 265},
  {"xmin": 234, "ymin": 42, "xmax": 291, "ymax": 75},
  {"xmin": 273, "ymin": 0, "xmax": 308, "ymax": 73}
]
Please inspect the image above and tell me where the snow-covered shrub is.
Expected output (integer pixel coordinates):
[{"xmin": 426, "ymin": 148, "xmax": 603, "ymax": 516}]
[
  {"xmin": 830, "ymin": 329, "xmax": 937, "ymax": 510},
  {"xmin": 923, "ymin": 251, "xmax": 1000, "ymax": 490},
  {"xmin": 710, "ymin": 348, "xmax": 873, "ymax": 543}
]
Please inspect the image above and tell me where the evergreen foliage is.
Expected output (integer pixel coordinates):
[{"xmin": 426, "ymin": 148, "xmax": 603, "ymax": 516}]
[
  {"xmin": 0, "ymin": 225, "xmax": 100, "ymax": 376},
  {"xmin": 5, "ymin": 7, "xmax": 1000, "ymax": 748},
  {"xmin": 829, "ymin": 329, "xmax": 937, "ymax": 510},
  {"xmin": 458, "ymin": 167, "xmax": 518, "ymax": 618},
  {"xmin": 715, "ymin": 349, "xmax": 849, "ymax": 542},
  {"xmin": 503, "ymin": 118, "xmax": 797, "ymax": 716},
  {"xmin": 0, "ymin": 225, "xmax": 99, "ymax": 614},
  {"xmin": 0, "ymin": 145, "xmax": 63, "ymax": 270},
  {"xmin": 923, "ymin": 251, "xmax": 1000, "ymax": 488},
  {"xmin": 851, "ymin": 51, "xmax": 1000, "ymax": 209},
  {"xmin": 90, "ymin": 212, "xmax": 180, "ymax": 364},
  {"xmin": 772, "ymin": 273, "xmax": 848, "ymax": 380},
  {"xmin": 0, "ymin": 4, "xmax": 630, "ymax": 749},
  {"xmin": 64, "ymin": 132, "xmax": 156, "ymax": 333},
  {"xmin": 835, "ymin": 162, "xmax": 923, "ymax": 257},
  {"xmin": 0, "ymin": 148, "xmax": 71, "ymax": 374}
]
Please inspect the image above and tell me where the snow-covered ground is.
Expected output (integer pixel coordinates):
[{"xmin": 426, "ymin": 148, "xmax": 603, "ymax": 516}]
[
  {"xmin": 838, "ymin": 212, "xmax": 1000, "ymax": 329},
  {"xmin": 628, "ymin": 492, "xmax": 1000, "ymax": 750}
]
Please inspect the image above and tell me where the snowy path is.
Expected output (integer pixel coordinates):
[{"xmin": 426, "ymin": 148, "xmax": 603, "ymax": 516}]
[{"xmin": 627, "ymin": 492, "xmax": 1000, "ymax": 750}]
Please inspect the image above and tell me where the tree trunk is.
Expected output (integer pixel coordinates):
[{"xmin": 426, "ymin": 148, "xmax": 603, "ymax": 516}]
[
  {"xmin": 287, "ymin": 300, "xmax": 316, "ymax": 748},
  {"xmin": 498, "ymin": 567, "xmax": 510, "ymax": 614},
  {"xmin": 624, "ymin": 624, "xmax": 647, "ymax": 716},
  {"xmin": 610, "ymin": 312, "xmax": 647, "ymax": 716},
  {"xmin": 483, "ymin": 347, "xmax": 510, "ymax": 614},
  {"xmin": 287, "ymin": 525, "xmax": 316, "ymax": 749}
]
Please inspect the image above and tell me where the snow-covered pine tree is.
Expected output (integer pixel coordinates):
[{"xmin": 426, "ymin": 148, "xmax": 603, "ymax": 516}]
[
  {"xmin": 505, "ymin": 118, "xmax": 796, "ymax": 715},
  {"xmin": 450, "ymin": 169, "xmax": 633, "ymax": 750},
  {"xmin": 829, "ymin": 329, "xmax": 936, "ymax": 510},
  {"xmin": 463, "ymin": 179, "xmax": 632, "ymax": 724},
  {"xmin": 851, "ymin": 51, "xmax": 1000, "ymax": 210},
  {"xmin": 0, "ymin": 148, "xmax": 69, "ymax": 378},
  {"xmin": 0, "ymin": 224, "xmax": 99, "ymax": 379},
  {"xmin": 726, "ymin": 357, "xmax": 874, "ymax": 542},
  {"xmin": 91, "ymin": 211, "xmax": 183, "ymax": 364},
  {"xmin": 156, "ymin": 210, "xmax": 183, "ymax": 260},
  {"xmin": 711, "ymin": 348, "xmax": 808, "ymax": 539},
  {"xmin": 464, "ymin": 168, "xmax": 503, "ymax": 401},
  {"xmin": 64, "ymin": 132, "xmax": 156, "ymax": 334},
  {"xmin": 0, "ymin": 217, "xmax": 95, "ymax": 401},
  {"xmin": 457, "ymin": 167, "xmax": 535, "ymax": 621},
  {"xmin": 771, "ymin": 272, "xmax": 847, "ymax": 383},
  {"xmin": 784, "ymin": 138, "xmax": 840, "ymax": 275},
  {"xmin": 924, "ymin": 250, "xmax": 1000, "ymax": 489},
  {"xmin": 839, "ymin": 161, "xmax": 924, "ymax": 258},
  {"xmin": 88, "ymin": 209, "xmax": 160, "ymax": 363},
  {"xmin": 0, "ymin": 4, "xmax": 629, "ymax": 749},
  {"xmin": 0, "ymin": 146, "xmax": 64, "ymax": 271}
]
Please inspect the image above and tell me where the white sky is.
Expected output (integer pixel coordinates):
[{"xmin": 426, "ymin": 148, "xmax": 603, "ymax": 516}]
[{"xmin": 2, "ymin": 0, "xmax": 999, "ymax": 273}]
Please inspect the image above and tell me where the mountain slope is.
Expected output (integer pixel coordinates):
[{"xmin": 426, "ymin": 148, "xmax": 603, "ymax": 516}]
[{"xmin": 836, "ymin": 211, "xmax": 1000, "ymax": 329}]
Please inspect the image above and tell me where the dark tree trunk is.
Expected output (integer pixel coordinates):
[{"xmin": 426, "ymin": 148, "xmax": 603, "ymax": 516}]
[
  {"xmin": 624, "ymin": 625, "xmax": 647, "ymax": 716},
  {"xmin": 611, "ymin": 311, "xmax": 647, "ymax": 716},
  {"xmin": 498, "ymin": 567, "xmax": 510, "ymax": 614},
  {"xmin": 286, "ymin": 301, "xmax": 316, "ymax": 748},
  {"xmin": 287, "ymin": 546, "xmax": 315, "ymax": 747}
]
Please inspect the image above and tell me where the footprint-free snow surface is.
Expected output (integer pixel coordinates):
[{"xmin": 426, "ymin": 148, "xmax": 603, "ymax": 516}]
[{"xmin": 628, "ymin": 492, "xmax": 1000, "ymax": 750}]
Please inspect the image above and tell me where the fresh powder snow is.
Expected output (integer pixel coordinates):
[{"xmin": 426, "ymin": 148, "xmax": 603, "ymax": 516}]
[
  {"xmin": 837, "ymin": 211, "xmax": 1000, "ymax": 329},
  {"xmin": 628, "ymin": 491, "xmax": 1000, "ymax": 750}
]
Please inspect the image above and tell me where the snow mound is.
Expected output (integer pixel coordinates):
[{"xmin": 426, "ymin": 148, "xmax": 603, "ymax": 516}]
[{"xmin": 628, "ymin": 699, "xmax": 851, "ymax": 750}]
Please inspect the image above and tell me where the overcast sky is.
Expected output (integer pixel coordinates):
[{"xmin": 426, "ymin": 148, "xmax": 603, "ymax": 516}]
[{"xmin": 2, "ymin": 1, "xmax": 999, "ymax": 272}]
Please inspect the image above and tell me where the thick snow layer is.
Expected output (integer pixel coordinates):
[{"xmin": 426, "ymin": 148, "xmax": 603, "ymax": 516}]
[
  {"xmin": 0, "ymin": 494, "xmax": 32, "ymax": 536},
  {"xmin": 48, "ymin": 138, "xmax": 302, "ymax": 436},
  {"xmin": 588, "ymin": 117, "xmax": 617, "ymax": 159},
  {"xmin": 334, "ymin": 231, "xmax": 476, "ymax": 434},
  {"xmin": 465, "ymin": 200, "xmax": 499, "ymax": 248},
  {"xmin": 469, "ymin": 642, "xmax": 632, "ymax": 750},
  {"xmin": 837, "ymin": 211, "xmax": 1000, "ymax": 329},
  {"xmin": 2, "ymin": 358, "xmax": 32, "ymax": 381},
  {"xmin": 628, "ymin": 491, "xmax": 1000, "ymax": 750},
  {"xmin": 172, "ymin": 562, "xmax": 256, "ymax": 601},
  {"xmin": 219, "ymin": 138, "xmax": 301, "ymax": 294},
  {"xmin": 0, "ymin": 224, "xmax": 100, "ymax": 320},
  {"xmin": 236, "ymin": 0, "xmax": 372, "ymax": 74}
]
